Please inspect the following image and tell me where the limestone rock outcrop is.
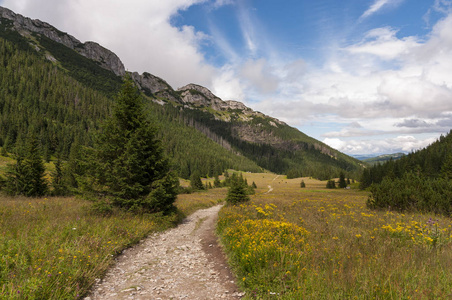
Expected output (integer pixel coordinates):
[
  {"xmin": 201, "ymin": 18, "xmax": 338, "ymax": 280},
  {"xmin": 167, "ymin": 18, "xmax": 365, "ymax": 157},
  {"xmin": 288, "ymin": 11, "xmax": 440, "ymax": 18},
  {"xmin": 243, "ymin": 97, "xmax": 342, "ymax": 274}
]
[{"xmin": 0, "ymin": 6, "xmax": 125, "ymax": 76}]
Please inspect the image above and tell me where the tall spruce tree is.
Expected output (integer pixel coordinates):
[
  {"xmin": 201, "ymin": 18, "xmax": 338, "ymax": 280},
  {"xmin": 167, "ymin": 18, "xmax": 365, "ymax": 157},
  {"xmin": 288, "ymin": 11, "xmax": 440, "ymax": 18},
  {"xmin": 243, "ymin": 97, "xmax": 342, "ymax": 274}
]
[
  {"xmin": 84, "ymin": 78, "xmax": 177, "ymax": 213},
  {"xmin": 51, "ymin": 155, "xmax": 67, "ymax": 196},
  {"xmin": 5, "ymin": 134, "xmax": 48, "ymax": 196},
  {"xmin": 338, "ymin": 172, "xmax": 347, "ymax": 188}
]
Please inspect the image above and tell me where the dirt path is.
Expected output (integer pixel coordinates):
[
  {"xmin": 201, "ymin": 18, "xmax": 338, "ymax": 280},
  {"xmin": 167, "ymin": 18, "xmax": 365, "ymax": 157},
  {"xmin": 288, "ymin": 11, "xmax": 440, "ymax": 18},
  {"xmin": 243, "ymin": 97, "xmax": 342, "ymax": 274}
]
[
  {"xmin": 264, "ymin": 174, "xmax": 280, "ymax": 194},
  {"xmin": 85, "ymin": 205, "xmax": 244, "ymax": 300}
]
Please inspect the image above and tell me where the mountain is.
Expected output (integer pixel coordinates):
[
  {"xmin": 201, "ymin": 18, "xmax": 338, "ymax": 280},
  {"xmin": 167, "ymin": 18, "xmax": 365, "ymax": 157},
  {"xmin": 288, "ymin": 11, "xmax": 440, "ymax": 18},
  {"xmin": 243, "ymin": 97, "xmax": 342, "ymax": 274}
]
[{"xmin": 0, "ymin": 6, "xmax": 363, "ymax": 179}]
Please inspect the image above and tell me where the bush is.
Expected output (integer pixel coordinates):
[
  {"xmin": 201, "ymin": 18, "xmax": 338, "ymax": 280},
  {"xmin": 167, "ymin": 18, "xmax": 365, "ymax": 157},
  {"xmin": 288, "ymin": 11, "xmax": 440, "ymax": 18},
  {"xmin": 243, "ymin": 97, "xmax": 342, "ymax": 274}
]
[
  {"xmin": 326, "ymin": 180, "xmax": 336, "ymax": 189},
  {"xmin": 367, "ymin": 172, "xmax": 452, "ymax": 216}
]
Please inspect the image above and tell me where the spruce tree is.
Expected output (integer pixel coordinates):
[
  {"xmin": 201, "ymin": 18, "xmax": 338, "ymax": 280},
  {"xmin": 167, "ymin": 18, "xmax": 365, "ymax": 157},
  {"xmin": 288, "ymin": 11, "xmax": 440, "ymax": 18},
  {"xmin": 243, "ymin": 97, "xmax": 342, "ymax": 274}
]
[
  {"xmin": 51, "ymin": 155, "xmax": 67, "ymax": 196},
  {"xmin": 84, "ymin": 78, "xmax": 176, "ymax": 213},
  {"xmin": 24, "ymin": 134, "xmax": 48, "ymax": 197},
  {"xmin": 190, "ymin": 171, "xmax": 204, "ymax": 191},
  {"xmin": 214, "ymin": 175, "xmax": 222, "ymax": 188},
  {"xmin": 441, "ymin": 153, "xmax": 452, "ymax": 180},
  {"xmin": 326, "ymin": 179, "xmax": 336, "ymax": 189},
  {"xmin": 226, "ymin": 173, "xmax": 250, "ymax": 205},
  {"xmin": 4, "ymin": 154, "xmax": 27, "ymax": 196},
  {"xmin": 339, "ymin": 172, "xmax": 347, "ymax": 188},
  {"xmin": 5, "ymin": 134, "xmax": 48, "ymax": 197}
]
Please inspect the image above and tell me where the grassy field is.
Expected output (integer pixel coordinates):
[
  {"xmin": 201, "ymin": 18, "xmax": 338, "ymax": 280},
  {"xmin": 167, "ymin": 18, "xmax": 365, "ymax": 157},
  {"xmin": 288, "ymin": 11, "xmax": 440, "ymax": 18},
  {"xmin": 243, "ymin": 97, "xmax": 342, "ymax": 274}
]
[
  {"xmin": 3, "ymin": 168, "xmax": 452, "ymax": 299},
  {"xmin": 217, "ymin": 173, "xmax": 452, "ymax": 299},
  {"xmin": 0, "ymin": 187, "xmax": 225, "ymax": 299}
]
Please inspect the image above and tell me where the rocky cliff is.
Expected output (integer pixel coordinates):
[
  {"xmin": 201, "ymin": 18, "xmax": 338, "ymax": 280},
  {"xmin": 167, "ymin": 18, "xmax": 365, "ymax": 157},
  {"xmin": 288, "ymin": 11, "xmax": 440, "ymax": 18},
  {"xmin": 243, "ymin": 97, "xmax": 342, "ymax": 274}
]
[
  {"xmin": 0, "ymin": 6, "xmax": 125, "ymax": 77},
  {"xmin": 177, "ymin": 84, "xmax": 285, "ymax": 125}
]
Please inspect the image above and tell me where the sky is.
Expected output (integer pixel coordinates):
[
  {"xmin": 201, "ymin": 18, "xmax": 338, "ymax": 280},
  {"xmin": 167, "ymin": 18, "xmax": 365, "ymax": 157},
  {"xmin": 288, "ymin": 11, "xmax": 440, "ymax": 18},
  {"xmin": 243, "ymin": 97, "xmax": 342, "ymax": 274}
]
[{"xmin": 1, "ymin": 0, "xmax": 452, "ymax": 156}]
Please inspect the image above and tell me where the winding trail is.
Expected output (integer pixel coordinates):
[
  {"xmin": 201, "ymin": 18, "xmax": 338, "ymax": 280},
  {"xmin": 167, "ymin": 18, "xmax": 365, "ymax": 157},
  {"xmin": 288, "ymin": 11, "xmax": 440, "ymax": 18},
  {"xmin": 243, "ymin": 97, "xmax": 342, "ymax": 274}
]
[
  {"xmin": 264, "ymin": 174, "xmax": 280, "ymax": 194},
  {"xmin": 86, "ymin": 205, "xmax": 244, "ymax": 300}
]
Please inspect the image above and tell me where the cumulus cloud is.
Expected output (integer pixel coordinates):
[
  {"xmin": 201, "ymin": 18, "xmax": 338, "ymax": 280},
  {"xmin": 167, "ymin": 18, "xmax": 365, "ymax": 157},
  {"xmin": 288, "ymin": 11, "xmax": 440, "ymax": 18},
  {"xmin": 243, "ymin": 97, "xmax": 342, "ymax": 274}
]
[
  {"xmin": 346, "ymin": 27, "xmax": 420, "ymax": 60},
  {"xmin": 239, "ymin": 59, "xmax": 279, "ymax": 94},
  {"xmin": 323, "ymin": 135, "xmax": 437, "ymax": 155}
]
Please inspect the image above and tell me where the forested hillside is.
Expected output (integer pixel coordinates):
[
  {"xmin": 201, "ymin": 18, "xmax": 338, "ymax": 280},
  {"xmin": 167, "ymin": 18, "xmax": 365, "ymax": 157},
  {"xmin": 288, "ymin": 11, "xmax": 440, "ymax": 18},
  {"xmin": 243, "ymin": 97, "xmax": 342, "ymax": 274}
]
[{"xmin": 362, "ymin": 130, "xmax": 452, "ymax": 216}]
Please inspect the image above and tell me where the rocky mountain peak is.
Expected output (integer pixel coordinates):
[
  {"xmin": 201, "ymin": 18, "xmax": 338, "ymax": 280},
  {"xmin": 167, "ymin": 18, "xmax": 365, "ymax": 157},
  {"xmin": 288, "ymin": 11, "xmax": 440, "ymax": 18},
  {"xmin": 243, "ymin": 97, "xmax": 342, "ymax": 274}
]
[
  {"xmin": 177, "ymin": 84, "xmax": 227, "ymax": 111},
  {"xmin": 177, "ymin": 83, "xmax": 286, "ymax": 126},
  {"xmin": 0, "ymin": 6, "xmax": 125, "ymax": 76},
  {"xmin": 131, "ymin": 71, "xmax": 172, "ymax": 94}
]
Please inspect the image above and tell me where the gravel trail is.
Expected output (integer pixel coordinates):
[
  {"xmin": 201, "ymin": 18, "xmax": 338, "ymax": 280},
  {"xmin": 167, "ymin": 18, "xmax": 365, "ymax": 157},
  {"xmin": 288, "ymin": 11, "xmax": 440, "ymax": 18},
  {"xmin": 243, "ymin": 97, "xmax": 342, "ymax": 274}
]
[{"xmin": 86, "ymin": 205, "xmax": 243, "ymax": 300}]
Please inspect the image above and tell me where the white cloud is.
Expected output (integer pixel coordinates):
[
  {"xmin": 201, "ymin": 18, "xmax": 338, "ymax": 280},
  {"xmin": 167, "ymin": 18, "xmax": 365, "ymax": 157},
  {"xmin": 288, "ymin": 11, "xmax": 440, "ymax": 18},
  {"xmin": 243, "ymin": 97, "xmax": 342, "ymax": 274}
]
[
  {"xmin": 359, "ymin": 0, "xmax": 404, "ymax": 21},
  {"xmin": 323, "ymin": 135, "xmax": 437, "ymax": 155},
  {"xmin": 239, "ymin": 58, "xmax": 278, "ymax": 94},
  {"xmin": 211, "ymin": 64, "xmax": 245, "ymax": 101},
  {"xmin": 346, "ymin": 27, "xmax": 420, "ymax": 60}
]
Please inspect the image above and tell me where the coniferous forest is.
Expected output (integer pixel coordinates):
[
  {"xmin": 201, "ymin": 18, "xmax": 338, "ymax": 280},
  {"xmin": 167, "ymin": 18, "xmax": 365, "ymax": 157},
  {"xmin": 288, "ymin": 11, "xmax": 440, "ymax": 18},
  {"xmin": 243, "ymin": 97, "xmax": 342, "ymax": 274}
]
[{"xmin": 361, "ymin": 131, "xmax": 452, "ymax": 216}]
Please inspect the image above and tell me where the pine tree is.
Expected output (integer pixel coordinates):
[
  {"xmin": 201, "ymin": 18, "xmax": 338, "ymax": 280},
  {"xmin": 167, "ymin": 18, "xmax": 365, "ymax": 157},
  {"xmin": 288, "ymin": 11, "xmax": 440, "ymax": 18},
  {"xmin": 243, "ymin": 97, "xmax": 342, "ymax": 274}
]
[
  {"xmin": 441, "ymin": 153, "xmax": 452, "ymax": 180},
  {"xmin": 5, "ymin": 134, "xmax": 48, "ymax": 196},
  {"xmin": 339, "ymin": 172, "xmax": 347, "ymax": 188},
  {"xmin": 84, "ymin": 78, "xmax": 176, "ymax": 213},
  {"xmin": 64, "ymin": 141, "xmax": 83, "ymax": 191},
  {"xmin": 23, "ymin": 134, "xmax": 48, "ymax": 197},
  {"xmin": 4, "ymin": 154, "xmax": 27, "ymax": 195},
  {"xmin": 51, "ymin": 155, "xmax": 67, "ymax": 196},
  {"xmin": 190, "ymin": 171, "xmax": 204, "ymax": 191},
  {"xmin": 300, "ymin": 180, "xmax": 306, "ymax": 188},
  {"xmin": 326, "ymin": 179, "xmax": 336, "ymax": 189},
  {"xmin": 214, "ymin": 175, "xmax": 222, "ymax": 188},
  {"xmin": 226, "ymin": 173, "xmax": 250, "ymax": 205}
]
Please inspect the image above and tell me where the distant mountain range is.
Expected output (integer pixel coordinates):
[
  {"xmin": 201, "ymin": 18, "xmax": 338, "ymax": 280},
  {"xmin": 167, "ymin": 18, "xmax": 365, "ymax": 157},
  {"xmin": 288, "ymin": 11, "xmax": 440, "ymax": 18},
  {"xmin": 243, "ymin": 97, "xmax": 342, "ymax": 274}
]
[
  {"xmin": 353, "ymin": 153, "xmax": 406, "ymax": 164},
  {"xmin": 0, "ymin": 6, "xmax": 364, "ymax": 180}
]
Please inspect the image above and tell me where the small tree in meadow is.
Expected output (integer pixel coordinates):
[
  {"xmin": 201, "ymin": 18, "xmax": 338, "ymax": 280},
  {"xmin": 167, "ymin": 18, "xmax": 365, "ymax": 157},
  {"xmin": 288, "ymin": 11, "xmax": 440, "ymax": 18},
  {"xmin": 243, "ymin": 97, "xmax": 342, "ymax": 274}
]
[
  {"xmin": 300, "ymin": 180, "xmax": 306, "ymax": 188},
  {"xmin": 190, "ymin": 171, "xmax": 204, "ymax": 191},
  {"xmin": 214, "ymin": 175, "xmax": 222, "ymax": 188},
  {"xmin": 226, "ymin": 173, "xmax": 250, "ymax": 205},
  {"xmin": 339, "ymin": 172, "xmax": 347, "ymax": 188},
  {"xmin": 326, "ymin": 179, "xmax": 336, "ymax": 189}
]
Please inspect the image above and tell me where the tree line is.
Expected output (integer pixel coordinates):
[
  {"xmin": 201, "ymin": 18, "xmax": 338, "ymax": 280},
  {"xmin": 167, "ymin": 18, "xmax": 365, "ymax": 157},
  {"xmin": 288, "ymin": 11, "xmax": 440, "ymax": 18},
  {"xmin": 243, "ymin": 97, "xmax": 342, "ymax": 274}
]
[{"xmin": 361, "ymin": 131, "xmax": 452, "ymax": 216}]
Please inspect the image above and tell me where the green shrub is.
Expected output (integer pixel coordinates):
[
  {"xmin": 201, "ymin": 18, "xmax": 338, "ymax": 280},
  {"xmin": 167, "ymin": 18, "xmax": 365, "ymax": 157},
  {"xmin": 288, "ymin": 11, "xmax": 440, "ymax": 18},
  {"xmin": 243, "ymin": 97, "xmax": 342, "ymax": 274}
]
[{"xmin": 367, "ymin": 172, "xmax": 452, "ymax": 216}]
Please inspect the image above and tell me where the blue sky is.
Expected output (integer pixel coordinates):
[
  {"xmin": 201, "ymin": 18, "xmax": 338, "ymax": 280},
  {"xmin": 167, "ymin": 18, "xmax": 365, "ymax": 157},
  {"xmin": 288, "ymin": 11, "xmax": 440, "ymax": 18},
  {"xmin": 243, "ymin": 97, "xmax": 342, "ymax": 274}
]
[{"xmin": 2, "ymin": 0, "xmax": 452, "ymax": 155}]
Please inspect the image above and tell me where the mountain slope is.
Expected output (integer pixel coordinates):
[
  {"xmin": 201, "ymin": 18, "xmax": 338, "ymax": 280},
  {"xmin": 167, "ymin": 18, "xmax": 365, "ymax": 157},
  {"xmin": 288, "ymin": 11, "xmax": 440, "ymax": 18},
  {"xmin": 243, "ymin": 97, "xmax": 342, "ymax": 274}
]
[{"xmin": 0, "ymin": 6, "xmax": 363, "ymax": 179}]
